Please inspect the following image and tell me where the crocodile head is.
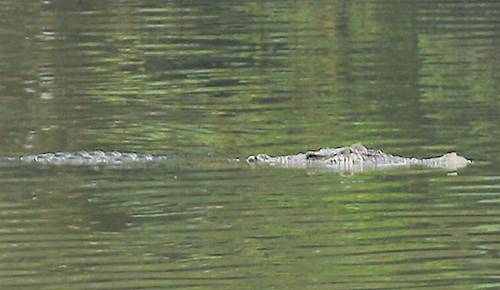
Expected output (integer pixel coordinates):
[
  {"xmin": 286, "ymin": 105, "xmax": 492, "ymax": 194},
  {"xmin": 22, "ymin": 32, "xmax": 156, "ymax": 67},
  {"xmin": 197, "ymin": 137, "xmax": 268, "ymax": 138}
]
[{"xmin": 439, "ymin": 152, "xmax": 472, "ymax": 169}]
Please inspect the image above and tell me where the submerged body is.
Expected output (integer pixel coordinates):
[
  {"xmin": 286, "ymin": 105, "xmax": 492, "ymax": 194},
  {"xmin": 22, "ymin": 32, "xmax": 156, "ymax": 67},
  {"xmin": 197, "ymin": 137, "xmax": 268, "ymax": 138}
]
[{"xmin": 246, "ymin": 144, "xmax": 471, "ymax": 173}]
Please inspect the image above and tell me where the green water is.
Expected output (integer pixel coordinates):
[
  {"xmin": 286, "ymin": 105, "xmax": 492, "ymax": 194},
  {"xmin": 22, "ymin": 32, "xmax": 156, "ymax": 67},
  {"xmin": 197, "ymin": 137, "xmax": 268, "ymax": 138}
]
[{"xmin": 1, "ymin": 1, "xmax": 499, "ymax": 289}]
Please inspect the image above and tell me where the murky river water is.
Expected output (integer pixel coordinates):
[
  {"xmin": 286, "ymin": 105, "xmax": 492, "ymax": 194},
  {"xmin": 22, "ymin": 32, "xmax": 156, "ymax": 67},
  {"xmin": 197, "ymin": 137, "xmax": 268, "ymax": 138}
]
[{"xmin": 1, "ymin": 1, "xmax": 499, "ymax": 289}]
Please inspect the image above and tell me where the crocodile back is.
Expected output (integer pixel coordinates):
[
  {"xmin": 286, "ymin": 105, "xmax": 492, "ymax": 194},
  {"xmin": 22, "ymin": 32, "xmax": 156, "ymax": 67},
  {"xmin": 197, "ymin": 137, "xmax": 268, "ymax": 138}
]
[{"xmin": 19, "ymin": 151, "xmax": 167, "ymax": 165}]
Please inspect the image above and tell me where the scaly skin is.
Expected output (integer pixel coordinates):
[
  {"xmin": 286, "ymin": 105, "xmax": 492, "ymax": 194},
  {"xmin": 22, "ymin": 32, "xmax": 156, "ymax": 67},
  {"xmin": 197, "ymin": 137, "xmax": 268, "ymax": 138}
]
[
  {"xmin": 246, "ymin": 144, "xmax": 471, "ymax": 173},
  {"xmin": 18, "ymin": 151, "xmax": 167, "ymax": 165}
]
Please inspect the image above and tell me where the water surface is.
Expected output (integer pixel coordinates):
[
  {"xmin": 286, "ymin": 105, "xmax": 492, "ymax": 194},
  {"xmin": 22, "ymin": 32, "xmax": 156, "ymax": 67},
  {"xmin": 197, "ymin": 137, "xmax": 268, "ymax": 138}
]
[{"xmin": 0, "ymin": 1, "xmax": 499, "ymax": 289}]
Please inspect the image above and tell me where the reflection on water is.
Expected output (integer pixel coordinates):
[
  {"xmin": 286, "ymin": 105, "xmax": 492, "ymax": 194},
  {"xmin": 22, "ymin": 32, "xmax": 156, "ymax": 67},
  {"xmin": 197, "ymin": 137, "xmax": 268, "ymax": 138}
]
[{"xmin": 0, "ymin": 0, "xmax": 499, "ymax": 289}]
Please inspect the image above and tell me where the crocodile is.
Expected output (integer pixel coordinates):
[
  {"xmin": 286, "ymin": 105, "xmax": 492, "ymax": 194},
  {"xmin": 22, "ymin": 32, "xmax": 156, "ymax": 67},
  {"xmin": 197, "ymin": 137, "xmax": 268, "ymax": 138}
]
[
  {"xmin": 246, "ymin": 143, "xmax": 471, "ymax": 173},
  {"xmin": 13, "ymin": 144, "xmax": 471, "ymax": 173}
]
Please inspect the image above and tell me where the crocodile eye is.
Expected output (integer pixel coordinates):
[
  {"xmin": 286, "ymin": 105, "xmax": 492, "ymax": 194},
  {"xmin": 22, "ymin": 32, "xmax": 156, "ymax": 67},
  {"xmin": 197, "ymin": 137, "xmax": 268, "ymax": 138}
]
[{"xmin": 306, "ymin": 153, "xmax": 321, "ymax": 160}]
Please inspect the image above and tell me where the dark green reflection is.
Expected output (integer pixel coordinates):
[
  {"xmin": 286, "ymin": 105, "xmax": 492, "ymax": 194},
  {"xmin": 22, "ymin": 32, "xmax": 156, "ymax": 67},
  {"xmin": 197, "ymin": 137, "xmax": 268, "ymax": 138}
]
[{"xmin": 0, "ymin": 0, "xmax": 499, "ymax": 289}]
